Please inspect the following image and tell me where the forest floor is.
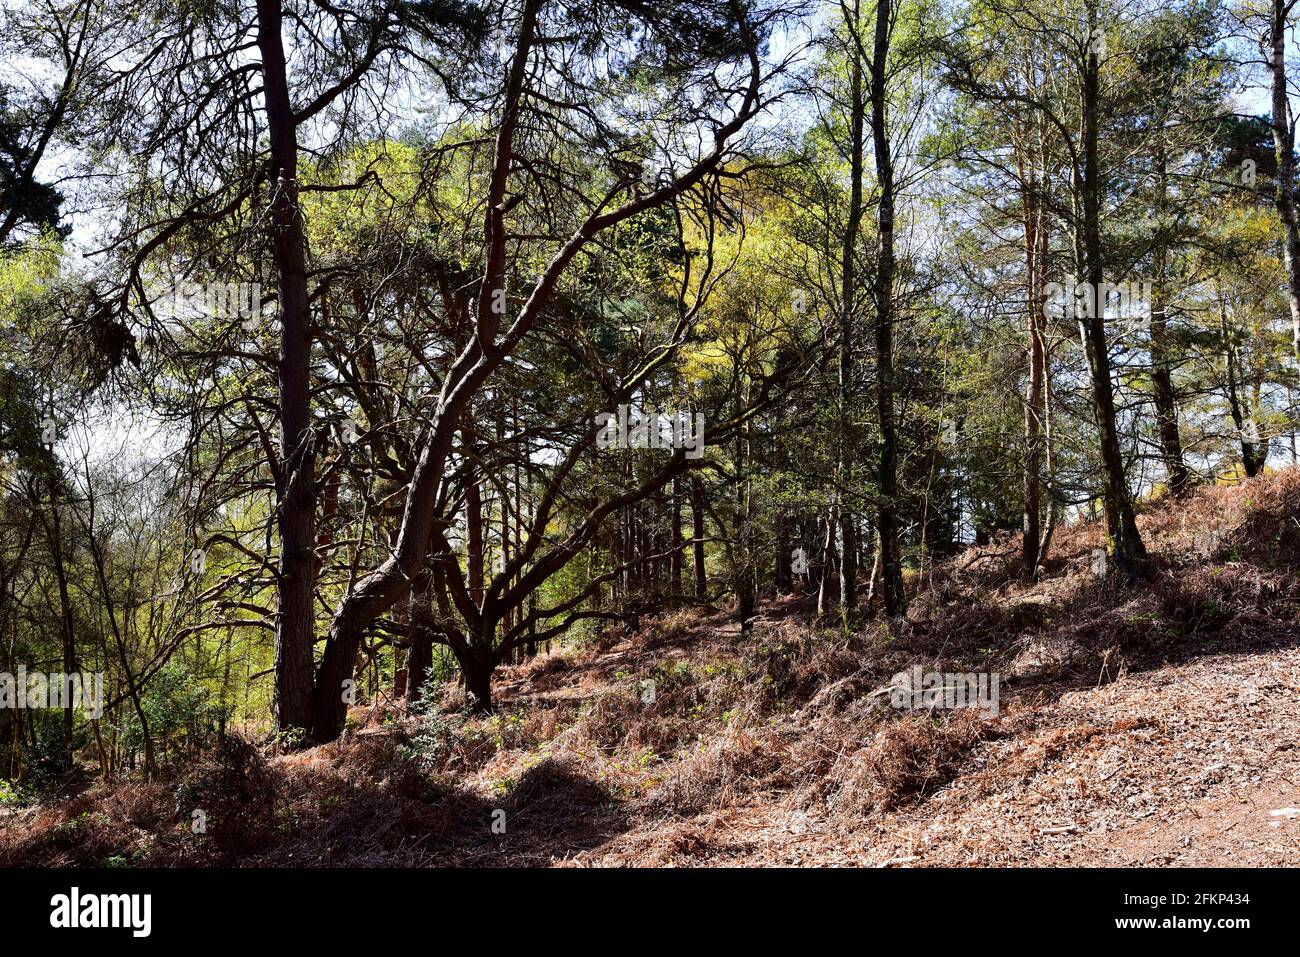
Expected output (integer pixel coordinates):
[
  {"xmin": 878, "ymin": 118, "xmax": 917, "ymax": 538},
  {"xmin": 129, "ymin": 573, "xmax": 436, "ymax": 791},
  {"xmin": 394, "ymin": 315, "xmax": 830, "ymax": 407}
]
[{"xmin": 3, "ymin": 469, "xmax": 1300, "ymax": 867}]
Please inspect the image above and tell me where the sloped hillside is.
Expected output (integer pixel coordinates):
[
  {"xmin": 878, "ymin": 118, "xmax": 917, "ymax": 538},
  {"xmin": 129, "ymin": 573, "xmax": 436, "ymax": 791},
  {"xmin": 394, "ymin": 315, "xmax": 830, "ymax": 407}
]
[{"xmin": 4, "ymin": 469, "xmax": 1299, "ymax": 867}]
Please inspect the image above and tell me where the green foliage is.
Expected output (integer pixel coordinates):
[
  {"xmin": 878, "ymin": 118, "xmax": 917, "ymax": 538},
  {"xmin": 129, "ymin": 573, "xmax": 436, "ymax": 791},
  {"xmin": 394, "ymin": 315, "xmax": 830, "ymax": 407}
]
[
  {"xmin": 119, "ymin": 664, "xmax": 230, "ymax": 763},
  {"xmin": 402, "ymin": 679, "xmax": 467, "ymax": 774}
]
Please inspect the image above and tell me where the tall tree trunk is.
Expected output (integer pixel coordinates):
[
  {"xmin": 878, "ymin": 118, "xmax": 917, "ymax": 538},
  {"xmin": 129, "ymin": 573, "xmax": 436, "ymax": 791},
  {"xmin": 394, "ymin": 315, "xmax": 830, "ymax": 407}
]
[
  {"xmin": 258, "ymin": 0, "xmax": 316, "ymax": 736},
  {"xmin": 816, "ymin": 510, "xmax": 838, "ymax": 616},
  {"xmin": 1021, "ymin": 173, "xmax": 1046, "ymax": 576},
  {"xmin": 44, "ymin": 499, "xmax": 77, "ymax": 769},
  {"xmin": 736, "ymin": 375, "xmax": 756, "ymax": 638},
  {"xmin": 670, "ymin": 475, "xmax": 683, "ymax": 602},
  {"xmin": 1269, "ymin": 0, "xmax": 1299, "ymax": 480},
  {"xmin": 1150, "ymin": 144, "xmax": 1189, "ymax": 496},
  {"xmin": 1221, "ymin": 293, "xmax": 1267, "ymax": 477},
  {"xmin": 1271, "ymin": 0, "xmax": 1300, "ymax": 344},
  {"xmin": 465, "ymin": 428, "xmax": 485, "ymax": 607},
  {"xmin": 623, "ymin": 455, "xmax": 637, "ymax": 598},
  {"xmin": 1150, "ymin": 299, "xmax": 1188, "ymax": 494},
  {"xmin": 407, "ymin": 580, "xmax": 435, "ymax": 708},
  {"xmin": 774, "ymin": 512, "xmax": 792, "ymax": 593},
  {"xmin": 637, "ymin": 510, "xmax": 650, "ymax": 589},
  {"xmin": 837, "ymin": 8, "xmax": 865, "ymax": 624},
  {"xmin": 865, "ymin": 528, "xmax": 883, "ymax": 608},
  {"xmin": 458, "ymin": 643, "xmax": 494, "ymax": 716},
  {"xmin": 690, "ymin": 475, "xmax": 707, "ymax": 599},
  {"xmin": 1038, "ymin": 325, "xmax": 1059, "ymax": 565},
  {"xmin": 1078, "ymin": 7, "xmax": 1147, "ymax": 574},
  {"xmin": 84, "ymin": 520, "xmax": 155, "ymax": 780},
  {"xmin": 870, "ymin": 0, "xmax": 906, "ymax": 615}
]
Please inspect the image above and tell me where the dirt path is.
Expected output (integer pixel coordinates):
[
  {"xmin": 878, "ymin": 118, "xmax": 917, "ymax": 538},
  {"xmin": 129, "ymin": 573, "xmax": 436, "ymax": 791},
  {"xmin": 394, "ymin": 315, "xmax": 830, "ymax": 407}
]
[{"xmin": 577, "ymin": 634, "xmax": 1300, "ymax": 866}]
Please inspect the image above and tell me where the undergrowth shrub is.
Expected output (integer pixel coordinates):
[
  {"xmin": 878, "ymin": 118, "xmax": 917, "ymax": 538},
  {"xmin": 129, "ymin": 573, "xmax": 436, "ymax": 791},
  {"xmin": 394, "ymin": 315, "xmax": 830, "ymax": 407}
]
[
  {"xmin": 829, "ymin": 711, "xmax": 1004, "ymax": 815},
  {"xmin": 647, "ymin": 725, "xmax": 785, "ymax": 815},
  {"xmin": 173, "ymin": 733, "xmax": 277, "ymax": 857},
  {"xmin": 402, "ymin": 680, "xmax": 468, "ymax": 774}
]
